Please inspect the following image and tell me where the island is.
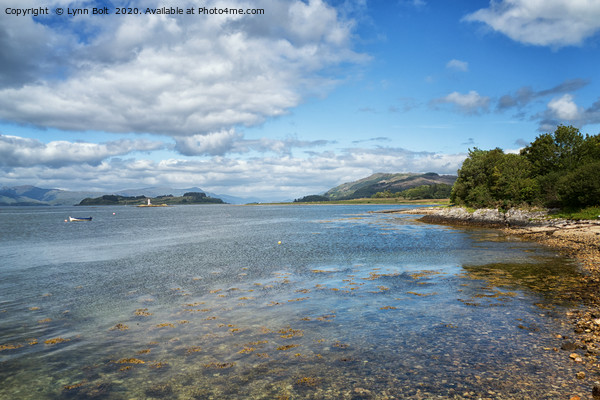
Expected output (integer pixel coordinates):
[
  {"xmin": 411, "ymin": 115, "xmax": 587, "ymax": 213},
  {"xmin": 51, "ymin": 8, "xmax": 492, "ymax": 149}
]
[{"xmin": 77, "ymin": 192, "xmax": 225, "ymax": 206}]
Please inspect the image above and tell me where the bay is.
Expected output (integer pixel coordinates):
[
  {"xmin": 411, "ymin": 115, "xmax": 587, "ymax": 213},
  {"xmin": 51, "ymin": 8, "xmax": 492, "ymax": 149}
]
[{"xmin": 0, "ymin": 205, "xmax": 589, "ymax": 399}]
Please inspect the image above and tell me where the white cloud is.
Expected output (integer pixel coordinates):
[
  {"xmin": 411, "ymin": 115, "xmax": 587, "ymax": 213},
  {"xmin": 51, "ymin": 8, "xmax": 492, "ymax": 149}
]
[
  {"xmin": 446, "ymin": 59, "xmax": 469, "ymax": 72},
  {"xmin": 172, "ymin": 129, "xmax": 333, "ymax": 156},
  {"xmin": 536, "ymin": 94, "xmax": 600, "ymax": 131},
  {"xmin": 174, "ymin": 130, "xmax": 242, "ymax": 156},
  {"xmin": 547, "ymin": 94, "xmax": 582, "ymax": 120},
  {"xmin": 464, "ymin": 0, "xmax": 600, "ymax": 47},
  {"xmin": 0, "ymin": 135, "xmax": 163, "ymax": 168},
  {"xmin": 0, "ymin": 0, "xmax": 366, "ymax": 140},
  {"xmin": 431, "ymin": 90, "xmax": 490, "ymax": 115},
  {"xmin": 0, "ymin": 138, "xmax": 466, "ymax": 200}
]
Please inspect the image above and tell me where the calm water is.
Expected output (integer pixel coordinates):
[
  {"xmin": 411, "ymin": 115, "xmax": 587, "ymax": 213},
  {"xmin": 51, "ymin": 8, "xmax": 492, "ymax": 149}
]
[{"xmin": 0, "ymin": 205, "xmax": 590, "ymax": 399}]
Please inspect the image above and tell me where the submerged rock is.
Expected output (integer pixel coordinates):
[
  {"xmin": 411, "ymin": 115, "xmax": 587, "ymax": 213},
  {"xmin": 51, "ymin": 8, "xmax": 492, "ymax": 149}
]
[
  {"xmin": 561, "ymin": 341, "xmax": 579, "ymax": 351},
  {"xmin": 593, "ymin": 382, "xmax": 600, "ymax": 398}
]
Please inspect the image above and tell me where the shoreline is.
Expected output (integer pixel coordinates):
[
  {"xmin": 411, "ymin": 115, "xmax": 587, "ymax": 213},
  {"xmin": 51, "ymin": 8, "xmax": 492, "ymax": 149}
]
[
  {"xmin": 398, "ymin": 206, "xmax": 600, "ymax": 394},
  {"xmin": 400, "ymin": 206, "xmax": 600, "ymax": 276}
]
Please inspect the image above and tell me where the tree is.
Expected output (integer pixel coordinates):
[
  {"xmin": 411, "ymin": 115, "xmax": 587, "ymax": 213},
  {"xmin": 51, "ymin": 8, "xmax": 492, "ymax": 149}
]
[
  {"xmin": 372, "ymin": 190, "xmax": 396, "ymax": 198},
  {"xmin": 520, "ymin": 125, "xmax": 585, "ymax": 175},
  {"xmin": 451, "ymin": 148, "xmax": 536, "ymax": 208},
  {"xmin": 294, "ymin": 195, "xmax": 329, "ymax": 202},
  {"xmin": 451, "ymin": 125, "xmax": 599, "ymax": 210},
  {"xmin": 400, "ymin": 184, "xmax": 452, "ymax": 199},
  {"xmin": 580, "ymin": 133, "xmax": 600, "ymax": 164},
  {"xmin": 556, "ymin": 161, "xmax": 600, "ymax": 208},
  {"xmin": 184, "ymin": 192, "xmax": 206, "ymax": 198},
  {"xmin": 450, "ymin": 148, "xmax": 502, "ymax": 208}
]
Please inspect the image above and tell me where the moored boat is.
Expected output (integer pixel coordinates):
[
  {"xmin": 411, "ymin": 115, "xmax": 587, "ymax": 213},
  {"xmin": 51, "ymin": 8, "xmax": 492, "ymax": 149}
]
[{"xmin": 68, "ymin": 216, "xmax": 92, "ymax": 222}]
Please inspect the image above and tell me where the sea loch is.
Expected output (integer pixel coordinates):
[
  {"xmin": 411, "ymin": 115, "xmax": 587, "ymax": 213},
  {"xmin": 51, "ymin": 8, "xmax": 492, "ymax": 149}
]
[{"xmin": 0, "ymin": 204, "xmax": 590, "ymax": 399}]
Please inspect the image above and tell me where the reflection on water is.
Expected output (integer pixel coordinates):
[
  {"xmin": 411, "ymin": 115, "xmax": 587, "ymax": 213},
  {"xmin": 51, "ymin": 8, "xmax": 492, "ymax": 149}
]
[{"xmin": 0, "ymin": 205, "xmax": 591, "ymax": 399}]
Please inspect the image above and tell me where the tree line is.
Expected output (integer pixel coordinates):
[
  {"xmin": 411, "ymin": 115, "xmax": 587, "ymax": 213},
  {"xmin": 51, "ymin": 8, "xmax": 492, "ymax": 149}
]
[
  {"xmin": 372, "ymin": 184, "xmax": 452, "ymax": 200},
  {"xmin": 450, "ymin": 125, "xmax": 600, "ymax": 209}
]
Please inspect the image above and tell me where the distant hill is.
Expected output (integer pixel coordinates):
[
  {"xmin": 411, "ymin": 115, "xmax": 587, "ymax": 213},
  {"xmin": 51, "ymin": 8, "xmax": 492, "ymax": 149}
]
[
  {"xmin": 113, "ymin": 187, "xmax": 260, "ymax": 205},
  {"xmin": 323, "ymin": 172, "xmax": 457, "ymax": 200},
  {"xmin": 0, "ymin": 185, "xmax": 100, "ymax": 206},
  {"xmin": 0, "ymin": 185, "xmax": 256, "ymax": 206},
  {"xmin": 78, "ymin": 192, "xmax": 224, "ymax": 206}
]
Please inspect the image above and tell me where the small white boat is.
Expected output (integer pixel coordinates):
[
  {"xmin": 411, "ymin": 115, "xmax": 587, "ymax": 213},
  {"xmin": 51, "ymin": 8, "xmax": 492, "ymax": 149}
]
[{"xmin": 68, "ymin": 216, "xmax": 92, "ymax": 222}]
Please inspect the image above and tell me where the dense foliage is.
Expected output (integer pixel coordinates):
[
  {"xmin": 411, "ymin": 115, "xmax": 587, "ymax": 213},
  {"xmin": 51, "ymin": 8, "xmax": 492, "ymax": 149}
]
[
  {"xmin": 451, "ymin": 125, "xmax": 600, "ymax": 209},
  {"xmin": 294, "ymin": 195, "xmax": 329, "ymax": 203},
  {"xmin": 78, "ymin": 194, "xmax": 146, "ymax": 205},
  {"xmin": 372, "ymin": 184, "xmax": 452, "ymax": 199},
  {"xmin": 78, "ymin": 192, "xmax": 224, "ymax": 205}
]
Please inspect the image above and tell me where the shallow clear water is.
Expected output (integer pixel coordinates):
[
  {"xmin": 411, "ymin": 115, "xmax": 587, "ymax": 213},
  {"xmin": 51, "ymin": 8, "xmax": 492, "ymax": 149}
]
[{"xmin": 0, "ymin": 204, "xmax": 590, "ymax": 399}]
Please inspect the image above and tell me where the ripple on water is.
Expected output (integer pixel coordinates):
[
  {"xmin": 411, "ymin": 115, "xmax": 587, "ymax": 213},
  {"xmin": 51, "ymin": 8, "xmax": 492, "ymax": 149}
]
[{"xmin": 0, "ymin": 205, "xmax": 591, "ymax": 399}]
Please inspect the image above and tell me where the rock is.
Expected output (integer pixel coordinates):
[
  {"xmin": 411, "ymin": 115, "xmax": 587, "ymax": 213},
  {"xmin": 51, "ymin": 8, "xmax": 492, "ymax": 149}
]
[
  {"xmin": 353, "ymin": 387, "xmax": 371, "ymax": 395},
  {"xmin": 562, "ymin": 341, "xmax": 579, "ymax": 351},
  {"xmin": 505, "ymin": 208, "xmax": 548, "ymax": 226},
  {"xmin": 577, "ymin": 372, "xmax": 586, "ymax": 379},
  {"xmin": 593, "ymin": 382, "xmax": 600, "ymax": 398},
  {"xmin": 472, "ymin": 209, "xmax": 505, "ymax": 225},
  {"xmin": 570, "ymin": 353, "xmax": 583, "ymax": 363}
]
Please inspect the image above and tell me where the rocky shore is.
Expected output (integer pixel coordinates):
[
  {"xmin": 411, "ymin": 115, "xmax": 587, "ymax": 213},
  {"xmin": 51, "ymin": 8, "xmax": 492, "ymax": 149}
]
[
  {"xmin": 407, "ymin": 206, "xmax": 600, "ymax": 275},
  {"xmin": 400, "ymin": 206, "xmax": 600, "ymax": 398}
]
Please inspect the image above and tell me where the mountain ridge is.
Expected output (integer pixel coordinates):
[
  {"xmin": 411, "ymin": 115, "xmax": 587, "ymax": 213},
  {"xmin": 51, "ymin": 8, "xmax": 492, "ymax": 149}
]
[
  {"xmin": 0, "ymin": 185, "xmax": 257, "ymax": 205},
  {"xmin": 323, "ymin": 172, "xmax": 457, "ymax": 200}
]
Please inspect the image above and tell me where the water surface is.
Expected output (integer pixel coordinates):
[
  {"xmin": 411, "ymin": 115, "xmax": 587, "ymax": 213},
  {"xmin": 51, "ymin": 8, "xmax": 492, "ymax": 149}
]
[{"xmin": 0, "ymin": 205, "xmax": 589, "ymax": 399}]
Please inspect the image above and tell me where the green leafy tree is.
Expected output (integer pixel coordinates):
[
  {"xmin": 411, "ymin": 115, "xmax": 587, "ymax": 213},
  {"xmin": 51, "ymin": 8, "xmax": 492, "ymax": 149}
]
[
  {"xmin": 294, "ymin": 195, "xmax": 330, "ymax": 202},
  {"xmin": 451, "ymin": 126, "xmax": 599, "ymax": 210},
  {"xmin": 451, "ymin": 148, "xmax": 536, "ymax": 208},
  {"xmin": 450, "ymin": 148, "xmax": 501, "ymax": 208},
  {"xmin": 581, "ymin": 133, "xmax": 600, "ymax": 164},
  {"xmin": 556, "ymin": 161, "xmax": 600, "ymax": 208},
  {"xmin": 372, "ymin": 190, "xmax": 396, "ymax": 198},
  {"xmin": 520, "ymin": 125, "xmax": 585, "ymax": 174},
  {"xmin": 400, "ymin": 184, "xmax": 452, "ymax": 199}
]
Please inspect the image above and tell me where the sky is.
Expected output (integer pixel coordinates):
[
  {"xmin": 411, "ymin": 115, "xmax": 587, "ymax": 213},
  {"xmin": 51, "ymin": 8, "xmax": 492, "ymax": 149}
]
[{"xmin": 1, "ymin": 0, "xmax": 599, "ymax": 201}]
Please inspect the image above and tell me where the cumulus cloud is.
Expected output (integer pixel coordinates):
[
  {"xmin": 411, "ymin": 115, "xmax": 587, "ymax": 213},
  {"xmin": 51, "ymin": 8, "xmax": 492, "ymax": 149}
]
[
  {"xmin": 0, "ymin": 0, "xmax": 366, "ymax": 140},
  {"xmin": 446, "ymin": 59, "xmax": 469, "ymax": 72},
  {"xmin": 464, "ymin": 0, "xmax": 600, "ymax": 47},
  {"xmin": 547, "ymin": 94, "xmax": 582, "ymax": 120},
  {"xmin": 536, "ymin": 94, "xmax": 600, "ymax": 132},
  {"xmin": 1, "ymin": 144, "xmax": 466, "ymax": 200},
  {"xmin": 0, "ymin": 135, "xmax": 164, "ymax": 168},
  {"xmin": 174, "ymin": 130, "xmax": 242, "ymax": 156},
  {"xmin": 173, "ymin": 130, "xmax": 332, "ymax": 156},
  {"xmin": 431, "ymin": 90, "xmax": 490, "ymax": 115}
]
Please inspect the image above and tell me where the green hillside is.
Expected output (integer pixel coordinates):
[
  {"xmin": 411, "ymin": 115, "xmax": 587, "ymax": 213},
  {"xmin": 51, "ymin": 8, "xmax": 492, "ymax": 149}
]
[{"xmin": 323, "ymin": 172, "xmax": 457, "ymax": 200}]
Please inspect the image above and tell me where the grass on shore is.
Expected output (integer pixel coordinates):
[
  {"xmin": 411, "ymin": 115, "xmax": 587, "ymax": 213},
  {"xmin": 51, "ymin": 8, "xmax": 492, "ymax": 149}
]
[{"xmin": 549, "ymin": 206, "xmax": 600, "ymax": 221}]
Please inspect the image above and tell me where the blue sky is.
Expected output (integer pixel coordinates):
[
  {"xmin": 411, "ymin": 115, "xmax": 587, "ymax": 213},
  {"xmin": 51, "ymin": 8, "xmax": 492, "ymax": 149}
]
[{"xmin": 1, "ymin": 0, "xmax": 599, "ymax": 201}]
